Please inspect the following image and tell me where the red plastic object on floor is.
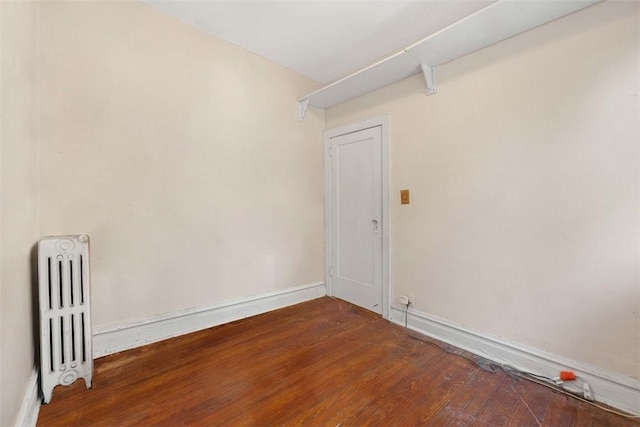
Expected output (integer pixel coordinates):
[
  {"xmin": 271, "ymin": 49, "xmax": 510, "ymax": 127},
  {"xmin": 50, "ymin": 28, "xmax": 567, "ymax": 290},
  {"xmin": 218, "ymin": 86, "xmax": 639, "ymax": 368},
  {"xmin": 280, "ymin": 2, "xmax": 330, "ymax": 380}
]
[{"xmin": 560, "ymin": 370, "xmax": 576, "ymax": 381}]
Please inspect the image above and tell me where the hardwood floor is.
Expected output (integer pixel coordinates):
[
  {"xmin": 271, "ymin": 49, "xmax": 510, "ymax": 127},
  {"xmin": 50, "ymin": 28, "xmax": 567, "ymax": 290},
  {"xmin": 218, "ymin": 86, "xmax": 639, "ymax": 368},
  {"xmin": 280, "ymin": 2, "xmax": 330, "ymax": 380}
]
[{"xmin": 37, "ymin": 297, "xmax": 638, "ymax": 426}]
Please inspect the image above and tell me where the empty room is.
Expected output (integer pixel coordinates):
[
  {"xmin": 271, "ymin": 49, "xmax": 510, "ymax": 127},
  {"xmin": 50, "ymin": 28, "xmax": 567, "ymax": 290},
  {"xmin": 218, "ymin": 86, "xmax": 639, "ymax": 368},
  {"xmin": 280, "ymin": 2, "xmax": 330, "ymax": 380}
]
[{"xmin": 1, "ymin": 0, "xmax": 638, "ymax": 425}]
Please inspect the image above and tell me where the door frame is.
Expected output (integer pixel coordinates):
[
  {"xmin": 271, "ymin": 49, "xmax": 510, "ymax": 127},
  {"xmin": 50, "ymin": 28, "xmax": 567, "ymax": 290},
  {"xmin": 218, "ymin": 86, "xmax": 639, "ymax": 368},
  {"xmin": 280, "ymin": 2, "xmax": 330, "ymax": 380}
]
[{"xmin": 323, "ymin": 114, "xmax": 390, "ymax": 319}]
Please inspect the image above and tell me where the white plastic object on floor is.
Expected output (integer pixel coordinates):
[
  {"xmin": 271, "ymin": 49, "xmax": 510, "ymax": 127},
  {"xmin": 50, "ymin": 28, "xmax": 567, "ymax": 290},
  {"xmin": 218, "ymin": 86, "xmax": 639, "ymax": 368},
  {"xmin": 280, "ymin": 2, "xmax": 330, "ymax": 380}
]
[{"xmin": 38, "ymin": 234, "xmax": 93, "ymax": 404}]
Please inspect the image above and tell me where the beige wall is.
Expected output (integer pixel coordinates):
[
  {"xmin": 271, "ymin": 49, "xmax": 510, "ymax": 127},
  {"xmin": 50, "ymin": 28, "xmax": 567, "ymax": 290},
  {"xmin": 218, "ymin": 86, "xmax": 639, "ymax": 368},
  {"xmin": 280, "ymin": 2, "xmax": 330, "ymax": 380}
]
[
  {"xmin": 326, "ymin": 1, "xmax": 639, "ymax": 379},
  {"xmin": 38, "ymin": 1, "xmax": 325, "ymax": 326},
  {"xmin": 0, "ymin": 0, "xmax": 40, "ymax": 424}
]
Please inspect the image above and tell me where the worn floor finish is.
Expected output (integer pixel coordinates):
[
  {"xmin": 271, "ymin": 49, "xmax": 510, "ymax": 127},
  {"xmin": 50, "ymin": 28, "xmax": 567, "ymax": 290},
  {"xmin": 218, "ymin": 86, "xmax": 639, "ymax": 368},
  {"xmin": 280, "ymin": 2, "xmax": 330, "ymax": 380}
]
[{"xmin": 38, "ymin": 297, "xmax": 637, "ymax": 426}]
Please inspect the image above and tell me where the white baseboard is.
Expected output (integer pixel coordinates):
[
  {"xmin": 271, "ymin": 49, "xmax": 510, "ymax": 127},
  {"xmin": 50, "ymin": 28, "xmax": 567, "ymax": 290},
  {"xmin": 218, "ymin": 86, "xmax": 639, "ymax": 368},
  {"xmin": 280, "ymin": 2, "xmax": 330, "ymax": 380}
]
[
  {"xmin": 93, "ymin": 282, "xmax": 326, "ymax": 358},
  {"xmin": 14, "ymin": 369, "xmax": 40, "ymax": 427},
  {"xmin": 389, "ymin": 304, "xmax": 640, "ymax": 416}
]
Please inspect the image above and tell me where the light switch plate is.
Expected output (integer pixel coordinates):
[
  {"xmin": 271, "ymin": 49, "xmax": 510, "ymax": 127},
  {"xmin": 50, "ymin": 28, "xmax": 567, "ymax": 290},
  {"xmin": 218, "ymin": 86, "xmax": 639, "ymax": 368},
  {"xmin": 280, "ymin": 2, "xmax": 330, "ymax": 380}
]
[{"xmin": 400, "ymin": 189, "xmax": 410, "ymax": 205}]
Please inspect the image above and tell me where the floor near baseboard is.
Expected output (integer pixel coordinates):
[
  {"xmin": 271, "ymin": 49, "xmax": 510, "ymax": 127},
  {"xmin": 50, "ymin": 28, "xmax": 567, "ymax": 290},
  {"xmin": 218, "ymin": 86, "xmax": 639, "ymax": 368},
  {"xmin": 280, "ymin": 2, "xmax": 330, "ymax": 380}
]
[{"xmin": 37, "ymin": 296, "xmax": 638, "ymax": 426}]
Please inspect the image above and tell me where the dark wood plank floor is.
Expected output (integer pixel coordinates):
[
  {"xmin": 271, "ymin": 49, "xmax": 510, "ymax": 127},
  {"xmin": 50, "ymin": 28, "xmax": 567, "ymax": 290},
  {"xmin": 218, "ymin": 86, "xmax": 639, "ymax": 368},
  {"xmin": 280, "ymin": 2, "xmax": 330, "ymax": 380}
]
[{"xmin": 38, "ymin": 297, "xmax": 638, "ymax": 426}]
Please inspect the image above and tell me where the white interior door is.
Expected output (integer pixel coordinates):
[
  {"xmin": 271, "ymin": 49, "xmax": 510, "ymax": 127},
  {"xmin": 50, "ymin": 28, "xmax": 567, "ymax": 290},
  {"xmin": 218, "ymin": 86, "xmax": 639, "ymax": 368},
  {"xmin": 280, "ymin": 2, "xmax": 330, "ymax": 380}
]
[{"xmin": 329, "ymin": 126, "xmax": 382, "ymax": 314}]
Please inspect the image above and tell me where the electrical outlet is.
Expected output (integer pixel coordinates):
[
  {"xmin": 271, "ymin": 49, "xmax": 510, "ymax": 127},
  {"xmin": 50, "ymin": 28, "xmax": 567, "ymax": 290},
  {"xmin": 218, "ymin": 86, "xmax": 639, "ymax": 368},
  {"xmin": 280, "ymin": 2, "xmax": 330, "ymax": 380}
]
[{"xmin": 399, "ymin": 295, "xmax": 413, "ymax": 306}]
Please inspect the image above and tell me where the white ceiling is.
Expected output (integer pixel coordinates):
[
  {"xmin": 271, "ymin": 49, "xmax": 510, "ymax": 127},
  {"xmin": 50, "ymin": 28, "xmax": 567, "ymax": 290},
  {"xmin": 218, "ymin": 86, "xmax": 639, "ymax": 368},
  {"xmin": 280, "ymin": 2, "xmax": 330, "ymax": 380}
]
[{"xmin": 140, "ymin": 0, "xmax": 495, "ymax": 84}]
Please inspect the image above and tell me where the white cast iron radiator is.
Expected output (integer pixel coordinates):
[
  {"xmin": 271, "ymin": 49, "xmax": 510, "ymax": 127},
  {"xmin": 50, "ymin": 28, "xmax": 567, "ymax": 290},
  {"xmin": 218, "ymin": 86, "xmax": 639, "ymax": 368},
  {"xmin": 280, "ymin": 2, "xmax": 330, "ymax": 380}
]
[{"xmin": 38, "ymin": 234, "xmax": 93, "ymax": 404}]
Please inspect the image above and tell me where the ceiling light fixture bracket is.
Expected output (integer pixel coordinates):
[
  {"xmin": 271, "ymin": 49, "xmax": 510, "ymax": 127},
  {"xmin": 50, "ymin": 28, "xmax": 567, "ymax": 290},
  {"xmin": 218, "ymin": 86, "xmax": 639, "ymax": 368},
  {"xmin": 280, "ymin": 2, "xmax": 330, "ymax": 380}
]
[{"xmin": 421, "ymin": 64, "xmax": 437, "ymax": 96}]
